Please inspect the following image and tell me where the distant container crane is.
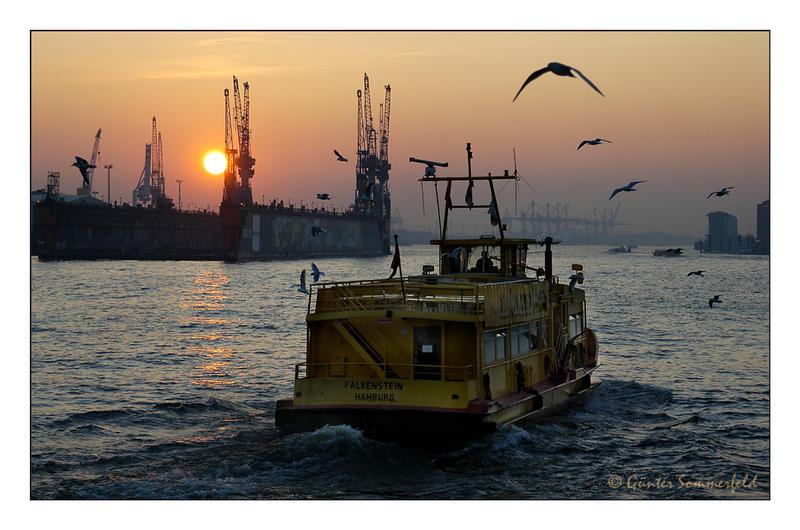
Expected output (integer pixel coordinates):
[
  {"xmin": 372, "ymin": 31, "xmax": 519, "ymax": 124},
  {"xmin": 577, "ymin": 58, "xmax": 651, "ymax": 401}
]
[
  {"xmin": 354, "ymin": 73, "xmax": 391, "ymax": 251},
  {"xmin": 132, "ymin": 116, "xmax": 169, "ymax": 206},
  {"xmin": 504, "ymin": 201, "xmax": 622, "ymax": 242}
]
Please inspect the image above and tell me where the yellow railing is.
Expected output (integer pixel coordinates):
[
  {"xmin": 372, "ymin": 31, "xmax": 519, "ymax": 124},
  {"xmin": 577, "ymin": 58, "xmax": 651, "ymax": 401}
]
[
  {"xmin": 311, "ymin": 279, "xmax": 485, "ymax": 317},
  {"xmin": 310, "ymin": 276, "xmax": 551, "ymax": 326},
  {"xmin": 295, "ymin": 361, "xmax": 476, "ymax": 382}
]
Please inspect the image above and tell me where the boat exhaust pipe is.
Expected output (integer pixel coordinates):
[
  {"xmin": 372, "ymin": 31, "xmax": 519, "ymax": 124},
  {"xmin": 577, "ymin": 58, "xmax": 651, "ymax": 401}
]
[{"xmin": 545, "ymin": 236, "xmax": 553, "ymax": 282}]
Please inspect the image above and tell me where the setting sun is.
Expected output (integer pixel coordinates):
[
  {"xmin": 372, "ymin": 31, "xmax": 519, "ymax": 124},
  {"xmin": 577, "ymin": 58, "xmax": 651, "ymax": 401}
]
[{"xmin": 203, "ymin": 151, "xmax": 227, "ymax": 174}]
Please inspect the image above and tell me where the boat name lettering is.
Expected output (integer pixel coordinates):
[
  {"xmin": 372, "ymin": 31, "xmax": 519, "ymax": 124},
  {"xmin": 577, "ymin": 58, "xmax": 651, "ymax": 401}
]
[
  {"xmin": 344, "ymin": 380, "xmax": 404, "ymax": 391},
  {"xmin": 354, "ymin": 392, "xmax": 395, "ymax": 402}
]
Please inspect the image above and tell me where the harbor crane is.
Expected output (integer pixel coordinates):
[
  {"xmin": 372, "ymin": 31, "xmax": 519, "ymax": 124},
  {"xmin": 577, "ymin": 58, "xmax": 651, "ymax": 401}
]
[
  {"xmin": 132, "ymin": 117, "xmax": 166, "ymax": 205},
  {"xmin": 222, "ymin": 76, "xmax": 255, "ymax": 205},
  {"xmin": 74, "ymin": 128, "xmax": 101, "ymax": 196}
]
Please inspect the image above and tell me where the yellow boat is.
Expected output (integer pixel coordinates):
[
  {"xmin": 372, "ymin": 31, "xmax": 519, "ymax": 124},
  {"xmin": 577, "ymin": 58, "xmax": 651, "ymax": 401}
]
[{"xmin": 276, "ymin": 144, "xmax": 600, "ymax": 441}]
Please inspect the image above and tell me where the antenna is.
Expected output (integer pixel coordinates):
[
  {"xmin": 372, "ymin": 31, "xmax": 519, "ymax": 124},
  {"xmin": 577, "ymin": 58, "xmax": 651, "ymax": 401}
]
[
  {"xmin": 513, "ymin": 148, "xmax": 519, "ymax": 215},
  {"xmin": 409, "ymin": 157, "xmax": 448, "ymax": 177}
]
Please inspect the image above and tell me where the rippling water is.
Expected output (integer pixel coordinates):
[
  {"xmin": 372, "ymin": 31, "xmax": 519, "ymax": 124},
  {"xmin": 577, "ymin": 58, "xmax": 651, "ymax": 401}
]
[{"xmin": 30, "ymin": 245, "xmax": 769, "ymax": 499}]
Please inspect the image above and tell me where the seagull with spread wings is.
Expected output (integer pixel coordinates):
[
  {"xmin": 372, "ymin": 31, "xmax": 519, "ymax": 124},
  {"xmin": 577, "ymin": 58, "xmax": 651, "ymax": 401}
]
[
  {"xmin": 333, "ymin": 149, "xmax": 347, "ymax": 162},
  {"xmin": 577, "ymin": 138, "xmax": 612, "ymax": 150},
  {"xmin": 513, "ymin": 62, "xmax": 604, "ymax": 102},
  {"xmin": 297, "ymin": 270, "xmax": 310, "ymax": 295},
  {"xmin": 609, "ymin": 180, "xmax": 647, "ymax": 200},
  {"xmin": 707, "ymin": 186, "xmax": 735, "ymax": 199}
]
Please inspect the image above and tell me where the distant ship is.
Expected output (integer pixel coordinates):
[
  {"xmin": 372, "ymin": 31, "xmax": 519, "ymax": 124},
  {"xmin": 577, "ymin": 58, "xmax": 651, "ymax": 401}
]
[
  {"xmin": 653, "ymin": 248, "xmax": 684, "ymax": 257},
  {"xmin": 607, "ymin": 245, "xmax": 632, "ymax": 254}
]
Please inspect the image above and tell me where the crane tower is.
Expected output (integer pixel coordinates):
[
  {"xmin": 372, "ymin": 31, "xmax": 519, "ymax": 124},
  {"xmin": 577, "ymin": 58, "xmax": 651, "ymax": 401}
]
[
  {"xmin": 221, "ymin": 76, "xmax": 255, "ymax": 206},
  {"xmin": 354, "ymin": 74, "xmax": 391, "ymax": 252},
  {"xmin": 132, "ymin": 117, "xmax": 167, "ymax": 205}
]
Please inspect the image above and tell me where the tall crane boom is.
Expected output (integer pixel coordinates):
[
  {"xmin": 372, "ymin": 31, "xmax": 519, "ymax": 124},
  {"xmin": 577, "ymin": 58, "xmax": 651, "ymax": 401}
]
[
  {"xmin": 224, "ymin": 89, "xmax": 234, "ymax": 154},
  {"xmin": 238, "ymin": 80, "xmax": 254, "ymax": 204},
  {"xmin": 232, "ymin": 76, "xmax": 243, "ymax": 152},
  {"xmin": 84, "ymin": 128, "xmax": 102, "ymax": 192},
  {"xmin": 363, "ymin": 73, "xmax": 377, "ymax": 157},
  {"xmin": 379, "ymin": 84, "xmax": 391, "ymax": 164},
  {"xmin": 223, "ymin": 87, "xmax": 237, "ymax": 204}
]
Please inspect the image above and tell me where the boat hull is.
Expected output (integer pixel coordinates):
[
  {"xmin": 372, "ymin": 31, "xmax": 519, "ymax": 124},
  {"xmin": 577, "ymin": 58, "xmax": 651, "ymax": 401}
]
[{"xmin": 276, "ymin": 369, "xmax": 599, "ymax": 443}]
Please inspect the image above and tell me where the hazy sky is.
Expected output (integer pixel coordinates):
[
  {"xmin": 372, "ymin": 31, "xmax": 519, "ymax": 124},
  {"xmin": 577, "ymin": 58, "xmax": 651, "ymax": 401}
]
[{"xmin": 31, "ymin": 31, "xmax": 768, "ymax": 237}]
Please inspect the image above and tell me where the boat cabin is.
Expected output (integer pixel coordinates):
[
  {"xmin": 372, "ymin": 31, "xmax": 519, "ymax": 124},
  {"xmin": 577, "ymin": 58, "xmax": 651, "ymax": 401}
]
[{"xmin": 435, "ymin": 237, "xmax": 536, "ymax": 278}]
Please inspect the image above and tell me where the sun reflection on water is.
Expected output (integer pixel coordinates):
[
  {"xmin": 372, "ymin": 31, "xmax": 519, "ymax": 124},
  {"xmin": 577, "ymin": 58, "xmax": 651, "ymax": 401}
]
[{"xmin": 181, "ymin": 269, "xmax": 242, "ymax": 388}]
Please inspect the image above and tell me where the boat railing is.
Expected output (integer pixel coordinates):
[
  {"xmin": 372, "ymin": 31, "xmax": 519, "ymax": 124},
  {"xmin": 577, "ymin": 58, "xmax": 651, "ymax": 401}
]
[
  {"xmin": 310, "ymin": 280, "xmax": 485, "ymax": 317},
  {"xmin": 310, "ymin": 277, "xmax": 550, "ymax": 327},
  {"xmin": 295, "ymin": 361, "xmax": 476, "ymax": 382}
]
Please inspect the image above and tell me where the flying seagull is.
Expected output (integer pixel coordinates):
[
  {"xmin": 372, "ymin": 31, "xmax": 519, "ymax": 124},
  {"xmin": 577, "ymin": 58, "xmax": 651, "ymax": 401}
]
[
  {"xmin": 609, "ymin": 180, "xmax": 647, "ymax": 200},
  {"xmin": 311, "ymin": 263, "xmax": 326, "ymax": 283},
  {"xmin": 297, "ymin": 270, "xmax": 310, "ymax": 295},
  {"xmin": 513, "ymin": 62, "xmax": 604, "ymax": 102},
  {"xmin": 568, "ymin": 274, "xmax": 580, "ymax": 292},
  {"xmin": 708, "ymin": 295, "xmax": 721, "ymax": 308},
  {"xmin": 358, "ymin": 182, "xmax": 374, "ymax": 202},
  {"xmin": 687, "ymin": 270, "xmax": 705, "ymax": 277},
  {"xmin": 316, "ymin": 193, "xmax": 331, "ymax": 200},
  {"xmin": 707, "ymin": 186, "xmax": 735, "ymax": 199},
  {"xmin": 311, "ymin": 226, "xmax": 328, "ymax": 238},
  {"xmin": 72, "ymin": 156, "xmax": 96, "ymax": 186},
  {"xmin": 441, "ymin": 247, "xmax": 463, "ymax": 263},
  {"xmin": 577, "ymin": 138, "xmax": 612, "ymax": 150},
  {"xmin": 334, "ymin": 149, "xmax": 347, "ymax": 162}
]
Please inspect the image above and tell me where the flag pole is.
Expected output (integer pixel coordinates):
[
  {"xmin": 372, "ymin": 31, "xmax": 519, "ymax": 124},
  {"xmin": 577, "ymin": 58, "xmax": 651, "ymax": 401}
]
[{"xmin": 394, "ymin": 234, "xmax": 406, "ymax": 302}]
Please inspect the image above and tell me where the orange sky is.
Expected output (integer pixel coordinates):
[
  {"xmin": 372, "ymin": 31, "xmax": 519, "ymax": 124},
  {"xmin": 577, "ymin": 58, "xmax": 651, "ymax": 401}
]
[{"xmin": 31, "ymin": 31, "xmax": 768, "ymax": 237}]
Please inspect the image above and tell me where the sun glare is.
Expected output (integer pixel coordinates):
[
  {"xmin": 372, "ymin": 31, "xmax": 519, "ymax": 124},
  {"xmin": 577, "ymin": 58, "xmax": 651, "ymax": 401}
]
[{"xmin": 203, "ymin": 151, "xmax": 227, "ymax": 175}]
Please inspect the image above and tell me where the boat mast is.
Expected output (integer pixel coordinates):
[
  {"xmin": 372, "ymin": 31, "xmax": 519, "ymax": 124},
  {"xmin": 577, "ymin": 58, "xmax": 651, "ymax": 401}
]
[{"xmin": 411, "ymin": 143, "xmax": 515, "ymax": 241}]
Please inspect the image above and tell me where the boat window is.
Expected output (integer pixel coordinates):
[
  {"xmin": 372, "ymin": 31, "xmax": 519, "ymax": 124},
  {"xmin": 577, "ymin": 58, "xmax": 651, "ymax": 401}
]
[
  {"xmin": 524, "ymin": 321, "xmax": 540, "ymax": 351},
  {"xmin": 569, "ymin": 313, "xmax": 584, "ymax": 338},
  {"xmin": 511, "ymin": 326, "xmax": 522, "ymax": 357},
  {"xmin": 468, "ymin": 245, "xmax": 500, "ymax": 274},
  {"xmin": 495, "ymin": 330, "xmax": 507, "ymax": 361},
  {"xmin": 442, "ymin": 246, "xmax": 470, "ymax": 274},
  {"xmin": 516, "ymin": 245, "xmax": 528, "ymax": 277},
  {"xmin": 512, "ymin": 324, "xmax": 534, "ymax": 357},
  {"xmin": 413, "ymin": 326, "xmax": 442, "ymax": 380},
  {"xmin": 483, "ymin": 331, "xmax": 496, "ymax": 364},
  {"xmin": 483, "ymin": 329, "xmax": 507, "ymax": 365}
]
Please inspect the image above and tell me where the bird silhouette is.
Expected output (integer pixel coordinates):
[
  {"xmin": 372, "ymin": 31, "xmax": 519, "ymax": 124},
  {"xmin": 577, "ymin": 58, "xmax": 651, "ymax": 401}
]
[
  {"xmin": 297, "ymin": 270, "xmax": 310, "ymax": 295},
  {"xmin": 311, "ymin": 226, "xmax": 328, "ymax": 238},
  {"xmin": 72, "ymin": 156, "xmax": 96, "ymax": 186},
  {"xmin": 311, "ymin": 263, "xmax": 326, "ymax": 283},
  {"xmin": 333, "ymin": 149, "xmax": 347, "ymax": 162},
  {"xmin": 609, "ymin": 180, "xmax": 647, "ymax": 200},
  {"xmin": 708, "ymin": 295, "xmax": 721, "ymax": 308},
  {"xmin": 568, "ymin": 274, "xmax": 580, "ymax": 292},
  {"xmin": 513, "ymin": 62, "xmax": 604, "ymax": 102},
  {"xmin": 687, "ymin": 270, "xmax": 705, "ymax": 277},
  {"xmin": 577, "ymin": 138, "xmax": 612, "ymax": 150},
  {"xmin": 316, "ymin": 193, "xmax": 331, "ymax": 200},
  {"xmin": 707, "ymin": 186, "xmax": 735, "ymax": 199},
  {"xmin": 358, "ymin": 182, "xmax": 374, "ymax": 202}
]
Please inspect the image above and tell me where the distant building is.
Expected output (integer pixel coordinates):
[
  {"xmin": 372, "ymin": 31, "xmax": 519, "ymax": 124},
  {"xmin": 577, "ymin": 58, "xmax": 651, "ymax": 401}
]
[
  {"xmin": 704, "ymin": 211, "xmax": 739, "ymax": 253},
  {"xmin": 756, "ymin": 199, "xmax": 769, "ymax": 254}
]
